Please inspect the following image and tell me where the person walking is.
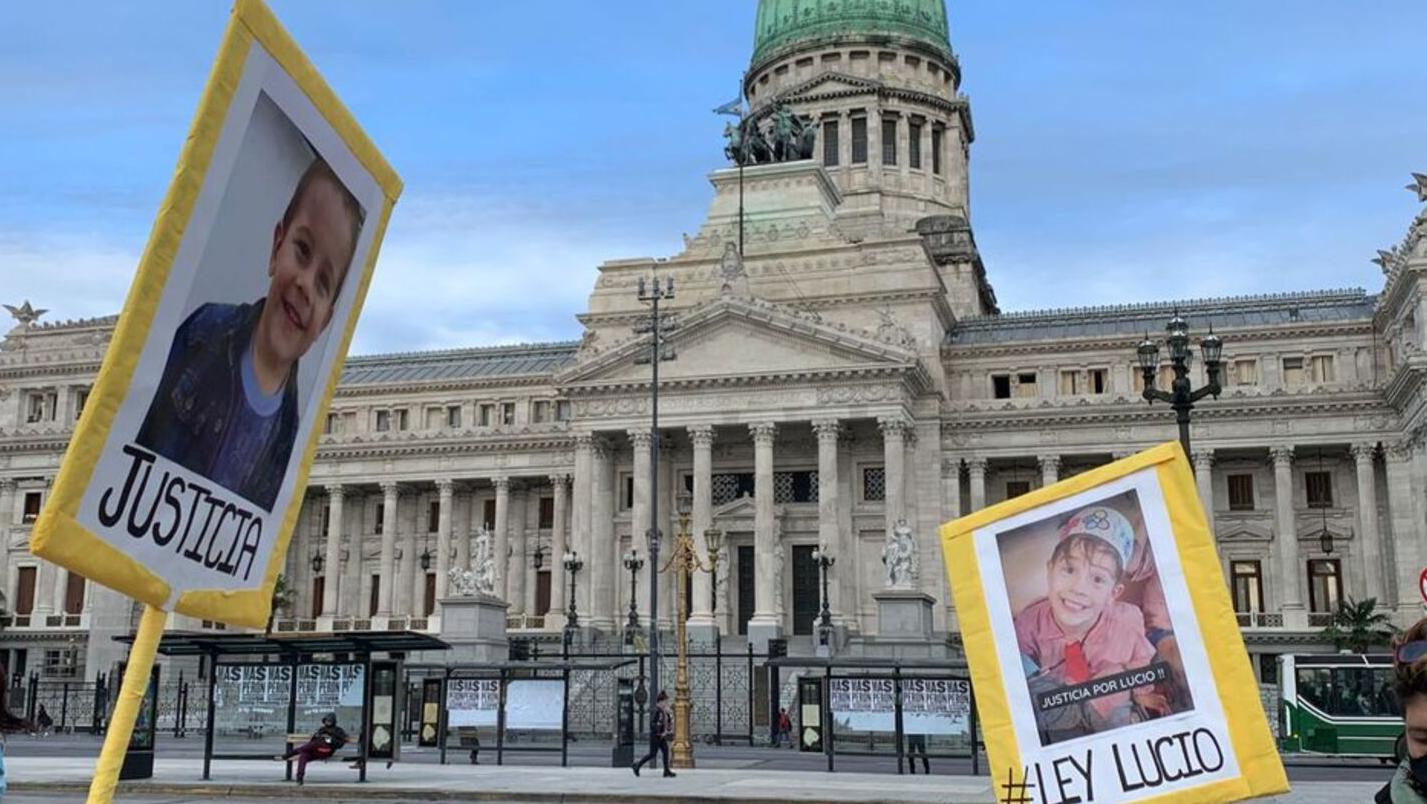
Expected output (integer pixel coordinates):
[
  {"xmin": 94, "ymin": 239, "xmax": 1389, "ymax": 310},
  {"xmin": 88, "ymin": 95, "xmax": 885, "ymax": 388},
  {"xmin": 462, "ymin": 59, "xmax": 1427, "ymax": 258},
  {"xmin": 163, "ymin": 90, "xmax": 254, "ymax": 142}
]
[
  {"xmin": 35, "ymin": 704, "xmax": 53, "ymax": 737},
  {"xmin": 776, "ymin": 706, "xmax": 793, "ymax": 748},
  {"xmin": 907, "ymin": 732, "xmax": 930, "ymax": 774},
  {"xmin": 632, "ymin": 691, "xmax": 675, "ymax": 778},
  {"xmin": 0, "ymin": 671, "xmax": 34, "ymax": 798}
]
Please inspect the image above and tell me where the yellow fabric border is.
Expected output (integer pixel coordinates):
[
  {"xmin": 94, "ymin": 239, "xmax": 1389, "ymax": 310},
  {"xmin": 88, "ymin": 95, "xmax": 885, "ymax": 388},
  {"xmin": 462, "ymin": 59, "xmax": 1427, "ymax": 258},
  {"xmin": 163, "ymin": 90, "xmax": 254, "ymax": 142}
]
[
  {"xmin": 938, "ymin": 442, "xmax": 1288, "ymax": 802},
  {"xmin": 29, "ymin": 0, "xmax": 402, "ymax": 630}
]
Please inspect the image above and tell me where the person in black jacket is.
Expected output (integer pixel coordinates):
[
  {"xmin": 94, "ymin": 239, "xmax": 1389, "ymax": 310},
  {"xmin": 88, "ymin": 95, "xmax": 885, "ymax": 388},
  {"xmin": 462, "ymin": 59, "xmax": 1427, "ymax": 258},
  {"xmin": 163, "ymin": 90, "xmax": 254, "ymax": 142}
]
[
  {"xmin": 277, "ymin": 712, "xmax": 348, "ymax": 785},
  {"xmin": 1378, "ymin": 618, "xmax": 1427, "ymax": 804},
  {"xmin": 632, "ymin": 691, "xmax": 675, "ymax": 778}
]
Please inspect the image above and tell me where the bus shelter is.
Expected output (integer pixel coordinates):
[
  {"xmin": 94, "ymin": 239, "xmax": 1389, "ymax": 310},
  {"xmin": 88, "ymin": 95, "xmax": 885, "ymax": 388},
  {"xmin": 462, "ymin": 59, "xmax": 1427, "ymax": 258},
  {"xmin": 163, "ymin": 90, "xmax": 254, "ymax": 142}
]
[
  {"xmin": 427, "ymin": 658, "xmax": 638, "ymax": 768},
  {"xmin": 116, "ymin": 630, "xmax": 448, "ymax": 782},
  {"xmin": 767, "ymin": 656, "xmax": 981, "ymax": 775}
]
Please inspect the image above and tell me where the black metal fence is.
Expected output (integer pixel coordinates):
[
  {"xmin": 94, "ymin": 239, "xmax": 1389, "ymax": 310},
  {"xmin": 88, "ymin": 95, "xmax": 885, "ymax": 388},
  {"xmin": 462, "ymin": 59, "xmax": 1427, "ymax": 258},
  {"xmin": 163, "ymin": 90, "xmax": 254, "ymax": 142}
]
[{"xmin": 14, "ymin": 670, "xmax": 195, "ymax": 737}]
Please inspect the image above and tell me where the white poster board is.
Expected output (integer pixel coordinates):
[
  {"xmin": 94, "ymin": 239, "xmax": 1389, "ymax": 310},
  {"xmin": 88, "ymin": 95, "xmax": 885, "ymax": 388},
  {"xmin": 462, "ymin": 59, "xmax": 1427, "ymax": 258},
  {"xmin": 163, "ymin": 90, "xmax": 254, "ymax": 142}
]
[
  {"xmin": 446, "ymin": 679, "xmax": 499, "ymax": 728},
  {"xmin": 504, "ymin": 679, "xmax": 565, "ymax": 731}
]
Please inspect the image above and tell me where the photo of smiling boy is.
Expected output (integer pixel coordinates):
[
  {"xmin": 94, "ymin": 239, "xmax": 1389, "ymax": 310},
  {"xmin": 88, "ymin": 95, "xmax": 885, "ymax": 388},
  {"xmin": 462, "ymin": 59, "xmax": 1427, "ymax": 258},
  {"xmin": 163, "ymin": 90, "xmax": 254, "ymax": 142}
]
[
  {"xmin": 1012, "ymin": 503, "xmax": 1177, "ymax": 744},
  {"xmin": 135, "ymin": 156, "xmax": 363, "ymax": 511}
]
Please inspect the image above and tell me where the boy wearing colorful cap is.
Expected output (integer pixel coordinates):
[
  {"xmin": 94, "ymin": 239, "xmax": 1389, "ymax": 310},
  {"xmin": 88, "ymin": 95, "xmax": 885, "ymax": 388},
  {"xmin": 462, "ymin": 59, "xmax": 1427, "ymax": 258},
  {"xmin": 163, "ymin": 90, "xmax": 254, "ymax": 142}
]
[{"xmin": 1014, "ymin": 505, "xmax": 1169, "ymax": 741}]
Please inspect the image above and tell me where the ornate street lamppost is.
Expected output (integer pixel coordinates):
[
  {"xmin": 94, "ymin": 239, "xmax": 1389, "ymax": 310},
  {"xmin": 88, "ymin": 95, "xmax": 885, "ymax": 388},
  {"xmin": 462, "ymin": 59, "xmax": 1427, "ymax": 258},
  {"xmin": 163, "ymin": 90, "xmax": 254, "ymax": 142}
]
[
  {"xmin": 663, "ymin": 489, "xmax": 721, "ymax": 769},
  {"xmin": 623, "ymin": 549, "xmax": 645, "ymax": 643},
  {"xmin": 812, "ymin": 545, "xmax": 835, "ymax": 647},
  {"xmin": 1136, "ymin": 312, "xmax": 1224, "ymax": 457},
  {"xmin": 562, "ymin": 550, "xmax": 583, "ymax": 657},
  {"xmin": 635, "ymin": 273, "xmax": 676, "ymax": 726},
  {"xmin": 310, "ymin": 552, "xmax": 325, "ymax": 574}
]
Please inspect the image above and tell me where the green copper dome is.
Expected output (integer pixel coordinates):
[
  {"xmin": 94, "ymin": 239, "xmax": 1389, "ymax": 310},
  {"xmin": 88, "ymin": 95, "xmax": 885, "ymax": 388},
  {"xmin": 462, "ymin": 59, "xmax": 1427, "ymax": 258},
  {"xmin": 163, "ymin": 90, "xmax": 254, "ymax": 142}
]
[{"xmin": 751, "ymin": 0, "xmax": 952, "ymax": 67}]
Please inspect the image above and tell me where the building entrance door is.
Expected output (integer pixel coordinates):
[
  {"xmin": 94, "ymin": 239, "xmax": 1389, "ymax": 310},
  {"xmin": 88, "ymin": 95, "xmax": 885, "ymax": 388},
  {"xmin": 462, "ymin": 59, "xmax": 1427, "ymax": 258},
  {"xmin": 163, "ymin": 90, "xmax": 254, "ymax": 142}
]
[
  {"xmin": 738, "ymin": 544, "xmax": 754, "ymax": 635},
  {"xmin": 792, "ymin": 545, "xmax": 819, "ymax": 635}
]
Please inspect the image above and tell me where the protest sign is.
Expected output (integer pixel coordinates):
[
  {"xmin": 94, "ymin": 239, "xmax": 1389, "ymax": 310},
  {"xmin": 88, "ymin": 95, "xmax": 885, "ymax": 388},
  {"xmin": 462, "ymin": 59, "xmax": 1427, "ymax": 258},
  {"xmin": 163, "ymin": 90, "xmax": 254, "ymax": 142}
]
[
  {"xmin": 447, "ymin": 679, "xmax": 502, "ymax": 728},
  {"xmin": 828, "ymin": 677, "xmax": 971, "ymax": 735},
  {"xmin": 29, "ymin": 0, "xmax": 401, "ymax": 631},
  {"xmin": 25, "ymin": 3, "xmax": 401, "ymax": 798},
  {"xmin": 940, "ymin": 443, "xmax": 1287, "ymax": 803}
]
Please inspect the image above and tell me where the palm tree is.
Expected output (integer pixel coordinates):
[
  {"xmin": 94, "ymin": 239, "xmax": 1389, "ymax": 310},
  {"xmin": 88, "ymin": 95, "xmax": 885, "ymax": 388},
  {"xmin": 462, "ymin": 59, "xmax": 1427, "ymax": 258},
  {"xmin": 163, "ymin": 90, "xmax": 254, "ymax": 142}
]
[
  {"xmin": 266, "ymin": 574, "xmax": 294, "ymax": 635},
  {"xmin": 1319, "ymin": 596, "xmax": 1397, "ymax": 653}
]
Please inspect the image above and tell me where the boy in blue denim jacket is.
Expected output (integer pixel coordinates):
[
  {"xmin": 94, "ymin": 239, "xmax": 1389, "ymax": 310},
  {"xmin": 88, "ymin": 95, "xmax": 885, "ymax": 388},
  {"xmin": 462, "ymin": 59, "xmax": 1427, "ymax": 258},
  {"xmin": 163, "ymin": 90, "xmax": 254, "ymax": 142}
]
[{"xmin": 136, "ymin": 158, "xmax": 362, "ymax": 510}]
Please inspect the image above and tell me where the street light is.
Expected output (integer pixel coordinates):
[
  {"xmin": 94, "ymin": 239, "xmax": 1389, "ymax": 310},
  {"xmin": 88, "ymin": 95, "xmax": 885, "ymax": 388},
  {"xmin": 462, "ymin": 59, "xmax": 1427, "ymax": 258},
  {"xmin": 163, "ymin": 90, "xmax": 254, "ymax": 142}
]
[
  {"xmin": 635, "ymin": 272, "xmax": 676, "ymax": 729},
  {"xmin": 623, "ymin": 550, "xmax": 645, "ymax": 639},
  {"xmin": 812, "ymin": 545, "xmax": 835, "ymax": 647},
  {"xmin": 1136, "ymin": 312, "xmax": 1224, "ymax": 457},
  {"xmin": 663, "ymin": 488, "xmax": 717, "ymax": 769},
  {"xmin": 533, "ymin": 545, "xmax": 545, "ymax": 571},
  {"xmin": 563, "ymin": 550, "xmax": 583, "ymax": 656},
  {"xmin": 310, "ymin": 552, "xmax": 325, "ymax": 574}
]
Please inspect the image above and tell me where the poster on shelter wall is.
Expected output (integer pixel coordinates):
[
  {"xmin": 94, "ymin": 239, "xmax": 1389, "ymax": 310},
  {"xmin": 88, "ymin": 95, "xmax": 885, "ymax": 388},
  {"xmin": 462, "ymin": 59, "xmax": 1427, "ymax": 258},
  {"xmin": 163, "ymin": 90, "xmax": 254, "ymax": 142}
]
[
  {"xmin": 29, "ymin": 0, "xmax": 402, "ymax": 629},
  {"xmin": 939, "ymin": 443, "xmax": 1287, "ymax": 803},
  {"xmin": 505, "ymin": 680, "xmax": 564, "ymax": 730},
  {"xmin": 446, "ymin": 679, "xmax": 500, "ymax": 728},
  {"xmin": 828, "ymin": 678, "xmax": 971, "ymax": 736}
]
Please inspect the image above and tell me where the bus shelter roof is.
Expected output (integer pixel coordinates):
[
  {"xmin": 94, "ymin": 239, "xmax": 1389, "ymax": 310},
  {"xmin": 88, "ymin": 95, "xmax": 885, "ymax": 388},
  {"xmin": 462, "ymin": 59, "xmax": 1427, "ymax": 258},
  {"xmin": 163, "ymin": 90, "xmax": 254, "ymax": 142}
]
[
  {"xmin": 766, "ymin": 656, "xmax": 969, "ymax": 671},
  {"xmin": 445, "ymin": 658, "xmax": 639, "ymax": 673},
  {"xmin": 113, "ymin": 630, "xmax": 450, "ymax": 658}
]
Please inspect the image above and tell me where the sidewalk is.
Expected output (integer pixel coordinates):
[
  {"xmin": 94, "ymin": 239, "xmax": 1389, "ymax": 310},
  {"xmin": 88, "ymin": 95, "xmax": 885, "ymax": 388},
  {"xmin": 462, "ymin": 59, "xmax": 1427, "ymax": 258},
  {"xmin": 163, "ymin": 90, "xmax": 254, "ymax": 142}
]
[{"xmin": 4, "ymin": 756, "xmax": 1383, "ymax": 803}]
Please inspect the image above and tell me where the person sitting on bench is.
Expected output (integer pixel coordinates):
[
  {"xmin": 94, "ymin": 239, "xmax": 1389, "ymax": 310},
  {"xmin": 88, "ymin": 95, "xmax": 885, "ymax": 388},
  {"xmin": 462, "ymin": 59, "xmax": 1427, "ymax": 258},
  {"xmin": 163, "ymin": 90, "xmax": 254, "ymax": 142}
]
[{"xmin": 276, "ymin": 713, "xmax": 348, "ymax": 785}]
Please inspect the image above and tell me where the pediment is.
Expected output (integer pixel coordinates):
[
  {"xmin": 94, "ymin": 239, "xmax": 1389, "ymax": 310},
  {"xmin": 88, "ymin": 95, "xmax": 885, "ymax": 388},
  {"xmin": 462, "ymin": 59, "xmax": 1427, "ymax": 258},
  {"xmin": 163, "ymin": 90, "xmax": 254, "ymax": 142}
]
[
  {"xmin": 773, "ymin": 71, "xmax": 881, "ymax": 104},
  {"xmin": 713, "ymin": 496, "xmax": 758, "ymax": 519},
  {"xmin": 556, "ymin": 296, "xmax": 922, "ymax": 389},
  {"xmin": 1215, "ymin": 525, "xmax": 1271, "ymax": 543}
]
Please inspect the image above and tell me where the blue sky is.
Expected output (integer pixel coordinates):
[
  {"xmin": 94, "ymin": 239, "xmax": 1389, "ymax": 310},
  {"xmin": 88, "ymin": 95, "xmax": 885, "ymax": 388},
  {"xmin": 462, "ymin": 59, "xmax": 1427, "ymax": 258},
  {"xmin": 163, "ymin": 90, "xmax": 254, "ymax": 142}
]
[{"xmin": 3, "ymin": 1, "xmax": 1424, "ymax": 354}]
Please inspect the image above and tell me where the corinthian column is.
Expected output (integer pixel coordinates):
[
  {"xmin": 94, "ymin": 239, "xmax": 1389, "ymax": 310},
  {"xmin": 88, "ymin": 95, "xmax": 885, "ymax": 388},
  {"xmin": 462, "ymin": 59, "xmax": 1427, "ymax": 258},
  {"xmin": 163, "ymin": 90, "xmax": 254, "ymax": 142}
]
[
  {"xmin": 571, "ymin": 434, "xmax": 594, "ymax": 616},
  {"xmin": 321, "ymin": 485, "xmax": 344, "ymax": 619},
  {"xmin": 748, "ymin": 423, "xmax": 780, "ymax": 640},
  {"xmin": 1193, "ymin": 451, "xmax": 1215, "ymax": 533},
  {"xmin": 967, "ymin": 457, "xmax": 988, "ymax": 512},
  {"xmin": 1271, "ymin": 447, "xmax": 1305, "ymax": 628},
  {"xmin": 493, "ymin": 477, "xmax": 511, "ymax": 603},
  {"xmin": 688, "ymin": 425, "xmax": 716, "ymax": 633},
  {"xmin": 813, "ymin": 419, "xmax": 843, "ymax": 623},
  {"xmin": 1351, "ymin": 443, "xmax": 1384, "ymax": 603},
  {"xmin": 590, "ymin": 439, "xmax": 617, "ymax": 630},
  {"xmin": 435, "ymin": 480, "xmax": 454, "ymax": 602},
  {"xmin": 1038, "ymin": 455, "xmax": 1060, "ymax": 488},
  {"xmin": 549, "ymin": 474, "xmax": 570, "ymax": 625},
  {"xmin": 377, "ymin": 482, "xmax": 398, "ymax": 618},
  {"xmin": 629, "ymin": 429, "xmax": 653, "ymax": 626},
  {"xmin": 879, "ymin": 417, "xmax": 908, "ymax": 539}
]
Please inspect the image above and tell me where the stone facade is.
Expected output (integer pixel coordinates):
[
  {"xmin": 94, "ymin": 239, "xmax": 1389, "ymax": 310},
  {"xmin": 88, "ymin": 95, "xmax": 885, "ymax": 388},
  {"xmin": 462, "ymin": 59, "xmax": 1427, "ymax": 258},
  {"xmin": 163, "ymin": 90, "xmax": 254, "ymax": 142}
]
[{"xmin": 2, "ymin": 3, "xmax": 1426, "ymax": 683}]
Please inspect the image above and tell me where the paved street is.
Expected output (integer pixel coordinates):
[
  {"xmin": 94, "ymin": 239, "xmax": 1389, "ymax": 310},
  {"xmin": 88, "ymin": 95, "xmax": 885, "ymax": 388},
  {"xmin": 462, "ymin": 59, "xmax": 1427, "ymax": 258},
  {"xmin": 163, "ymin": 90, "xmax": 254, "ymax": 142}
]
[{"xmin": 0, "ymin": 734, "xmax": 1399, "ymax": 802}]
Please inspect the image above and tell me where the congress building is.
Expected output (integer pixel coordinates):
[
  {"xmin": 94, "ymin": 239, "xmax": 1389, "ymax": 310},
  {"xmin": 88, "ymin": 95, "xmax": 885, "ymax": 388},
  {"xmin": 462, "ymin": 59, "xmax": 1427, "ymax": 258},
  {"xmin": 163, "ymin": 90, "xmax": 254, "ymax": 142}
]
[{"xmin": 2, "ymin": 0, "xmax": 1425, "ymax": 690}]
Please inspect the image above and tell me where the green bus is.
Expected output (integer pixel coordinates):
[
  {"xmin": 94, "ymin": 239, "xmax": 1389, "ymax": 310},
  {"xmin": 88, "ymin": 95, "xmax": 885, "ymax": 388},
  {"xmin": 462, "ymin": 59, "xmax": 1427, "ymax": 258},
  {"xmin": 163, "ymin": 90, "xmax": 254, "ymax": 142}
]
[{"xmin": 1279, "ymin": 653, "xmax": 1403, "ymax": 761}]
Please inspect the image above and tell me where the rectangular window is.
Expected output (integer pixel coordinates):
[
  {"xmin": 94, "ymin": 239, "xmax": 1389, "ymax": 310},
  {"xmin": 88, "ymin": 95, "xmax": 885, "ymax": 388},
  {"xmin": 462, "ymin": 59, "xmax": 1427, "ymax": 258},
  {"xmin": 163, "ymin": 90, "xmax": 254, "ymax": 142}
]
[
  {"xmin": 22, "ymin": 492, "xmax": 41, "ymax": 524},
  {"xmin": 369, "ymin": 575, "xmax": 380, "ymax": 617},
  {"xmin": 25, "ymin": 393, "xmax": 44, "ymax": 423},
  {"xmin": 622, "ymin": 475, "xmax": 635, "ymax": 510},
  {"xmin": 1230, "ymin": 561, "xmax": 1263, "ymax": 613},
  {"xmin": 822, "ymin": 119, "xmax": 839, "ymax": 166},
  {"xmin": 1089, "ymin": 368, "xmax": 1107, "ymax": 394},
  {"xmin": 483, "ymin": 499, "xmax": 496, "ymax": 530},
  {"xmin": 532, "ymin": 400, "xmax": 551, "ymax": 423},
  {"xmin": 863, "ymin": 466, "xmax": 886, "ymax": 502},
  {"xmin": 1282, "ymin": 357, "xmax": 1305, "ymax": 386},
  {"xmin": 992, "ymin": 374, "xmax": 1011, "ymax": 399},
  {"xmin": 14, "ymin": 566, "xmax": 35, "ymax": 616},
  {"xmin": 394, "ymin": 409, "xmax": 409, "ymax": 431},
  {"xmin": 1015, "ymin": 372, "xmax": 1038, "ymax": 398},
  {"xmin": 556, "ymin": 400, "xmax": 572, "ymax": 421},
  {"xmin": 64, "ymin": 573, "xmax": 85, "ymax": 614},
  {"xmin": 447, "ymin": 405, "xmax": 462, "ymax": 429},
  {"xmin": 424, "ymin": 573, "xmax": 436, "ymax": 616},
  {"xmin": 1231, "ymin": 358, "xmax": 1259, "ymax": 386},
  {"xmin": 428, "ymin": 500, "xmax": 440, "ymax": 532},
  {"xmin": 1310, "ymin": 355, "xmax": 1335, "ymax": 384},
  {"xmin": 908, "ymin": 120, "xmax": 922, "ymax": 169},
  {"xmin": 539, "ymin": 497, "xmax": 554, "ymax": 529},
  {"xmin": 1157, "ymin": 364, "xmax": 1175, "ymax": 391},
  {"xmin": 310, "ymin": 576, "xmax": 325, "ymax": 619},
  {"xmin": 1006, "ymin": 481, "xmax": 1031, "ymax": 499},
  {"xmin": 1307, "ymin": 559, "xmax": 1342, "ymax": 614},
  {"xmin": 773, "ymin": 470, "xmax": 819, "ymax": 504},
  {"xmin": 75, "ymin": 388, "xmax": 88, "ymax": 420},
  {"xmin": 1305, "ymin": 471, "xmax": 1333, "ymax": 508},
  {"xmin": 324, "ymin": 413, "xmax": 338, "ymax": 434},
  {"xmin": 375, "ymin": 410, "xmax": 391, "ymax": 432},
  {"xmin": 501, "ymin": 402, "xmax": 516, "ymax": 426},
  {"xmin": 319, "ymin": 503, "xmax": 330, "ymax": 536},
  {"xmin": 374, "ymin": 502, "xmax": 385, "ymax": 535},
  {"xmin": 1058, "ymin": 370, "xmax": 1080, "ymax": 396},
  {"xmin": 932, "ymin": 125, "xmax": 944, "ymax": 175},
  {"xmin": 479, "ymin": 404, "xmax": 495, "ymax": 427},
  {"xmin": 1227, "ymin": 474, "xmax": 1255, "ymax": 511},
  {"xmin": 881, "ymin": 118, "xmax": 898, "ymax": 165},
  {"xmin": 850, "ymin": 117, "xmax": 867, "ymax": 164}
]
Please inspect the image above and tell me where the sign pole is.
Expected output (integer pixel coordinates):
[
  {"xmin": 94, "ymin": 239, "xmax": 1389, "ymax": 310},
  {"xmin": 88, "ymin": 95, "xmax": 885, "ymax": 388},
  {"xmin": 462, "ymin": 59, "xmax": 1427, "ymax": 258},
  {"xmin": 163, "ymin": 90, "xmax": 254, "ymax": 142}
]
[{"xmin": 87, "ymin": 604, "xmax": 167, "ymax": 803}]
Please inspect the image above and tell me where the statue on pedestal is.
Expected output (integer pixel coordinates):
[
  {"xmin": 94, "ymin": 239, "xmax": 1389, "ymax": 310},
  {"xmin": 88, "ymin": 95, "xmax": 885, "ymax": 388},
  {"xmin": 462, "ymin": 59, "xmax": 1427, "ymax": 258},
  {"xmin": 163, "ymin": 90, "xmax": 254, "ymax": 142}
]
[
  {"xmin": 449, "ymin": 528, "xmax": 498, "ymax": 597},
  {"xmin": 881, "ymin": 519, "xmax": 919, "ymax": 590}
]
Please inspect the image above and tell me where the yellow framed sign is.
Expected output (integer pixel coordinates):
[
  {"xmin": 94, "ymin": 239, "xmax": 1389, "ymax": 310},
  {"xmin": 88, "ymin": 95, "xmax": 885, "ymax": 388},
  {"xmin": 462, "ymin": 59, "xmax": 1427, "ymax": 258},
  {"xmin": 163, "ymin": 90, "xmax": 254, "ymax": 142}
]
[
  {"xmin": 940, "ymin": 443, "xmax": 1287, "ymax": 803},
  {"xmin": 30, "ymin": 0, "xmax": 402, "ymax": 630}
]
